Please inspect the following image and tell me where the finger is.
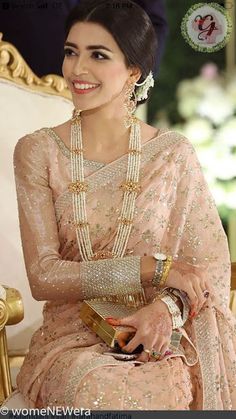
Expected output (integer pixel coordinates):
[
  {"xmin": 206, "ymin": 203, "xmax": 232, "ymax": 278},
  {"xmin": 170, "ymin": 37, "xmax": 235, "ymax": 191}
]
[
  {"xmin": 136, "ymin": 336, "xmax": 158, "ymax": 362},
  {"xmin": 149, "ymin": 337, "xmax": 164, "ymax": 362},
  {"xmin": 203, "ymin": 281, "xmax": 215, "ymax": 302},
  {"xmin": 190, "ymin": 266, "xmax": 215, "ymax": 303},
  {"xmin": 158, "ymin": 342, "xmax": 170, "ymax": 361},
  {"xmin": 106, "ymin": 316, "xmax": 136, "ymax": 327},
  {"xmin": 122, "ymin": 334, "xmax": 141, "ymax": 353},
  {"xmin": 136, "ymin": 350, "xmax": 150, "ymax": 363},
  {"xmin": 183, "ymin": 283, "xmax": 198, "ymax": 316},
  {"xmin": 192, "ymin": 281, "xmax": 207, "ymax": 314},
  {"xmin": 117, "ymin": 331, "xmax": 134, "ymax": 349}
]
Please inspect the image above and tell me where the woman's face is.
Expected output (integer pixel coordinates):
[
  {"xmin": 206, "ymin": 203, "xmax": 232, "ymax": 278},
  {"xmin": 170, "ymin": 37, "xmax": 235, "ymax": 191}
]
[{"xmin": 62, "ymin": 21, "xmax": 140, "ymax": 112}]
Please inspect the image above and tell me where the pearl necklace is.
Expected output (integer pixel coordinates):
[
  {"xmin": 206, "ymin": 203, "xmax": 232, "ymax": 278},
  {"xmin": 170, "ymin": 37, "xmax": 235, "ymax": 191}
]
[{"xmin": 68, "ymin": 109, "xmax": 142, "ymax": 262}]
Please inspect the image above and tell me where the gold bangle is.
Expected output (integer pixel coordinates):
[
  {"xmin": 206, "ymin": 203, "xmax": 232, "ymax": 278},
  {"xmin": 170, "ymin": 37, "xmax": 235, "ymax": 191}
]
[
  {"xmin": 151, "ymin": 289, "xmax": 168, "ymax": 305},
  {"xmin": 159, "ymin": 256, "xmax": 172, "ymax": 288}
]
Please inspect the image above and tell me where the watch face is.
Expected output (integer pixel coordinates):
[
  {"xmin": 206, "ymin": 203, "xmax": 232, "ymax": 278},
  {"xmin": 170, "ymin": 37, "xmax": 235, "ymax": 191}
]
[{"xmin": 154, "ymin": 253, "xmax": 167, "ymax": 261}]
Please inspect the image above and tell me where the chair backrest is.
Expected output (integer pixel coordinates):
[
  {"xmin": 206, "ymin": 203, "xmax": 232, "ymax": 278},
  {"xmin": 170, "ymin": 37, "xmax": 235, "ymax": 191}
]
[{"xmin": 0, "ymin": 33, "xmax": 74, "ymax": 353}]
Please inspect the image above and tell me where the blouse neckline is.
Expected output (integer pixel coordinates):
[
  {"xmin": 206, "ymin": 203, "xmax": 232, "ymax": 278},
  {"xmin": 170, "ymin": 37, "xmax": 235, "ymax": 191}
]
[{"xmin": 45, "ymin": 127, "xmax": 162, "ymax": 167}]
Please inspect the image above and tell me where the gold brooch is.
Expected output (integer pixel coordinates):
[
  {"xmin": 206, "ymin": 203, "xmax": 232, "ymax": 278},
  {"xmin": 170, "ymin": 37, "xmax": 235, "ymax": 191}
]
[
  {"xmin": 119, "ymin": 181, "xmax": 141, "ymax": 193},
  {"xmin": 128, "ymin": 149, "xmax": 142, "ymax": 156},
  {"xmin": 91, "ymin": 250, "xmax": 115, "ymax": 260},
  {"xmin": 73, "ymin": 221, "xmax": 90, "ymax": 228},
  {"xmin": 68, "ymin": 181, "xmax": 88, "ymax": 193},
  {"xmin": 71, "ymin": 148, "xmax": 83, "ymax": 155}
]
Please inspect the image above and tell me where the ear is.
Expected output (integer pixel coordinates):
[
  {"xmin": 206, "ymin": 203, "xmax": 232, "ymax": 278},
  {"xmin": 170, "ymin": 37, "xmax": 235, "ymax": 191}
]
[{"xmin": 129, "ymin": 66, "xmax": 142, "ymax": 84}]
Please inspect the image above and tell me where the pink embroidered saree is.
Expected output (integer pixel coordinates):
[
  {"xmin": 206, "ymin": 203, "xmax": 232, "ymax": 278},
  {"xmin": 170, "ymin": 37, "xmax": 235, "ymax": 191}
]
[{"xmin": 13, "ymin": 127, "xmax": 236, "ymax": 410}]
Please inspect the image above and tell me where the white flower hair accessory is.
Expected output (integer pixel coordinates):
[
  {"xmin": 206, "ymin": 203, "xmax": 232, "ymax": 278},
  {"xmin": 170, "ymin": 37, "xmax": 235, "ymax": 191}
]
[{"xmin": 135, "ymin": 71, "xmax": 155, "ymax": 101}]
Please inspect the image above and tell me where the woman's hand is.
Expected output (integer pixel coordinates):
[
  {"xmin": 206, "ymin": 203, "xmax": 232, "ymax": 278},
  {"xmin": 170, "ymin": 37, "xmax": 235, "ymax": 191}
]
[
  {"xmin": 106, "ymin": 299, "xmax": 173, "ymax": 363},
  {"xmin": 165, "ymin": 260, "xmax": 215, "ymax": 317}
]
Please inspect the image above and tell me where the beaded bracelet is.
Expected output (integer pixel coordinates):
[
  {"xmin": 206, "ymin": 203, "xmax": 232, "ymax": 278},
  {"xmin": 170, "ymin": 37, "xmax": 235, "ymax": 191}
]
[
  {"xmin": 151, "ymin": 289, "xmax": 185, "ymax": 329},
  {"xmin": 160, "ymin": 295, "xmax": 183, "ymax": 329}
]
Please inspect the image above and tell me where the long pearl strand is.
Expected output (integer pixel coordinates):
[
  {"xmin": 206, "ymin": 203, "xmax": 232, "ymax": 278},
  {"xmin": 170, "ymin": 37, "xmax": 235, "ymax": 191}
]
[{"xmin": 68, "ymin": 110, "xmax": 142, "ymax": 262}]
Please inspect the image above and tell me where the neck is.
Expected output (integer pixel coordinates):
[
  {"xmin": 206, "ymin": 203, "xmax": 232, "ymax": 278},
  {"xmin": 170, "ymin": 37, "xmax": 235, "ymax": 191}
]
[{"xmin": 74, "ymin": 101, "xmax": 135, "ymax": 152}]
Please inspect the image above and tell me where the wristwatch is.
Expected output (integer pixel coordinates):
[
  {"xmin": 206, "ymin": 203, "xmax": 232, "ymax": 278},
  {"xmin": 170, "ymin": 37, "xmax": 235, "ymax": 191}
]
[
  {"xmin": 152, "ymin": 253, "xmax": 167, "ymax": 288},
  {"xmin": 153, "ymin": 253, "xmax": 167, "ymax": 261}
]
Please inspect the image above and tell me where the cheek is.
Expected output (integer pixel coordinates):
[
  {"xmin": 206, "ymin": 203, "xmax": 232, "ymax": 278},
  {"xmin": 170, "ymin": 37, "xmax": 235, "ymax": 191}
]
[
  {"xmin": 102, "ymin": 64, "xmax": 127, "ymax": 88},
  {"xmin": 62, "ymin": 58, "xmax": 70, "ymax": 80}
]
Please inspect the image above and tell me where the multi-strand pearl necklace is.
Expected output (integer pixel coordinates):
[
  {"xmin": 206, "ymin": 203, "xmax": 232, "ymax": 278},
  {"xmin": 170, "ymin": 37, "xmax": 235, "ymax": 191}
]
[{"xmin": 68, "ymin": 109, "xmax": 142, "ymax": 262}]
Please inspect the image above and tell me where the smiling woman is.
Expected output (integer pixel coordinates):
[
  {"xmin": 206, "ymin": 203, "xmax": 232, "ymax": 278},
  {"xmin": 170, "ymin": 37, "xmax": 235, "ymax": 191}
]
[{"xmin": 13, "ymin": 0, "xmax": 236, "ymax": 411}]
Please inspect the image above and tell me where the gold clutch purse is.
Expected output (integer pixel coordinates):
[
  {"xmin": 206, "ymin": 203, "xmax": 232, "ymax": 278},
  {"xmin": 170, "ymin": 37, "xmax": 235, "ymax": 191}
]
[
  {"xmin": 80, "ymin": 300, "xmax": 137, "ymax": 349},
  {"xmin": 80, "ymin": 299, "xmax": 182, "ymax": 350}
]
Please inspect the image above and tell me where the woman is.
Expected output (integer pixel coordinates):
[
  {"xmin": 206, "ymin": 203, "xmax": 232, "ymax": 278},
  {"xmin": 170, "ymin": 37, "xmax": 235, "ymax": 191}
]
[{"xmin": 14, "ymin": 0, "xmax": 236, "ymax": 410}]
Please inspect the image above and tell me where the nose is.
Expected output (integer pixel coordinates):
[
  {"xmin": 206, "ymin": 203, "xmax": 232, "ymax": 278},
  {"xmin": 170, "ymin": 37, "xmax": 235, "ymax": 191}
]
[{"xmin": 72, "ymin": 55, "xmax": 89, "ymax": 77}]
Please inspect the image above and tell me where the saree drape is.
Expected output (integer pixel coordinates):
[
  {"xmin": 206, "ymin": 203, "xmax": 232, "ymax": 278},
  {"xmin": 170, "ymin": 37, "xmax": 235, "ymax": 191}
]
[{"xmin": 13, "ymin": 127, "xmax": 236, "ymax": 410}]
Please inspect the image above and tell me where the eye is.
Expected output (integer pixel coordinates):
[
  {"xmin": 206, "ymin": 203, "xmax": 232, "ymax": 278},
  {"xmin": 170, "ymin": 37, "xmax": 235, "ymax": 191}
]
[
  {"xmin": 64, "ymin": 48, "xmax": 76, "ymax": 57},
  {"xmin": 92, "ymin": 51, "xmax": 109, "ymax": 60}
]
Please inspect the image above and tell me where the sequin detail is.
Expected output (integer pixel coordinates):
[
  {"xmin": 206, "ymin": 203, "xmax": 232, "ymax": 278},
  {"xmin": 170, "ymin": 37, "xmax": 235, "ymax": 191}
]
[
  {"xmin": 194, "ymin": 310, "xmax": 218, "ymax": 409},
  {"xmin": 64, "ymin": 355, "xmax": 122, "ymax": 406},
  {"xmin": 53, "ymin": 130, "xmax": 180, "ymax": 222},
  {"xmin": 80, "ymin": 255, "xmax": 142, "ymax": 300},
  {"xmin": 45, "ymin": 128, "xmax": 105, "ymax": 169}
]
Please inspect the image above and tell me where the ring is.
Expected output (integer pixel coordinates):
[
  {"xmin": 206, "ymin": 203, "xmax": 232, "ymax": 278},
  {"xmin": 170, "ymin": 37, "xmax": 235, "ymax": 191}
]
[
  {"xmin": 151, "ymin": 349, "xmax": 162, "ymax": 358},
  {"xmin": 143, "ymin": 348, "xmax": 151, "ymax": 355},
  {"xmin": 203, "ymin": 289, "xmax": 210, "ymax": 298},
  {"xmin": 151, "ymin": 350, "xmax": 162, "ymax": 359}
]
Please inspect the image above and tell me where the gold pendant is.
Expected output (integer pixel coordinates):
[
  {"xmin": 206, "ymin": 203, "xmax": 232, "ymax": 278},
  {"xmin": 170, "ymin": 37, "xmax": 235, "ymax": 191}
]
[{"xmin": 91, "ymin": 250, "xmax": 115, "ymax": 260}]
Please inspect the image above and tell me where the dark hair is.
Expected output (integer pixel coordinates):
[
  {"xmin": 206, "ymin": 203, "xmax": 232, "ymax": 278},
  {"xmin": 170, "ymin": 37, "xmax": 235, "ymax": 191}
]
[{"xmin": 64, "ymin": 0, "xmax": 157, "ymax": 105}]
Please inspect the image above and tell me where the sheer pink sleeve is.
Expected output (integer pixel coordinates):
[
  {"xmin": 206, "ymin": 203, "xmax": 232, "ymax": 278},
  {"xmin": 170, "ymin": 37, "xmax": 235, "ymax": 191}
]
[
  {"xmin": 13, "ymin": 134, "xmax": 83, "ymax": 301},
  {"xmin": 13, "ymin": 134, "xmax": 141, "ymax": 302}
]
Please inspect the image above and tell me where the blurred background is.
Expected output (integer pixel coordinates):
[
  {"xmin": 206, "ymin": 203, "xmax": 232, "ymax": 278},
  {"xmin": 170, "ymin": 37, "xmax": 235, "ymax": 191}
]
[{"xmin": 149, "ymin": 0, "xmax": 236, "ymax": 261}]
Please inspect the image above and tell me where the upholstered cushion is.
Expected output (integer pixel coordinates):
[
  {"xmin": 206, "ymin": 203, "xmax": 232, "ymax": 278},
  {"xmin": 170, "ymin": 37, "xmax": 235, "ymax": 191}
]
[
  {"xmin": 0, "ymin": 285, "xmax": 6, "ymax": 301},
  {"xmin": 2, "ymin": 390, "xmax": 28, "ymax": 409},
  {"xmin": 0, "ymin": 78, "xmax": 73, "ymax": 353}
]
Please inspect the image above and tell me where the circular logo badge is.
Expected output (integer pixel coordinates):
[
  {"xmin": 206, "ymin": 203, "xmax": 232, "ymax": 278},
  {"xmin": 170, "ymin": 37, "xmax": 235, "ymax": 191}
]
[{"xmin": 181, "ymin": 2, "xmax": 232, "ymax": 52}]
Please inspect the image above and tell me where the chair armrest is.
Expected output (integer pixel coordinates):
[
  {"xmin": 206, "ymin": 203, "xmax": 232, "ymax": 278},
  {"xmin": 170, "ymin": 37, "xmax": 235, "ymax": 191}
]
[
  {"xmin": 0, "ymin": 286, "xmax": 24, "ymax": 403},
  {"xmin": 2, "ymin": 286, "xmax": 24, "ymax": 326}
]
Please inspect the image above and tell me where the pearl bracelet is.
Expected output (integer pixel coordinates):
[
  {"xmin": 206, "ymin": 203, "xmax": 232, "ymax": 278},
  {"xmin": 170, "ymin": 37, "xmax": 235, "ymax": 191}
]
[
  {"xmin": 167, "ymin": 288, "xmax": 190, "ymax": 324},
  {"xmin": 159, "ymin": 294, "xmax": 184, "ymax": 329}
]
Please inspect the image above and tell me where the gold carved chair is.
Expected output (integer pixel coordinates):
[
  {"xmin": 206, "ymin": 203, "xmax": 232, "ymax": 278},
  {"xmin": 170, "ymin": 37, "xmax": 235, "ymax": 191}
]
[
  {"xmin": 0, "ymin": 32, "xmax": 73, "ymax": 407},
  {"xmin": 0, "ymin": 32, "xmax": 236, "ymax": 408}
]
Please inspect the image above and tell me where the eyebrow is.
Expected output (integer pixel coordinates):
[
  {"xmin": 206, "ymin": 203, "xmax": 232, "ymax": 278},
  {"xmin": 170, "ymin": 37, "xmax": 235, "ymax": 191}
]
[{"xmin": 64, "ymin": 42, "xmax": 113, "ymax": 53}]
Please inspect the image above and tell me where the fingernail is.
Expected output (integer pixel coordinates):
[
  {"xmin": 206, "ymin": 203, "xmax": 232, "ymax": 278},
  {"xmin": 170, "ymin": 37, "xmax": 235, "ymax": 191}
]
[
  {"xmin": 165, "ymin": 350, "xmax": 173, "ymax": 356},
  {"xmin": 105, "ymin": 317, "xmax": 116, "ymax": 321},
  {"xmin": 106, "ymin": 318, "xmax": 120, "ymax": 325},
  {"xmin": 190, "ymin": 311, "xmax": 196, "ymax": 318}
]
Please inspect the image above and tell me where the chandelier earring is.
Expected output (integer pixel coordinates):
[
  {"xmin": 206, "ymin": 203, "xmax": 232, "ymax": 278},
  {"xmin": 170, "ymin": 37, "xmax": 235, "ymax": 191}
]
[
  {"xmin": 72, "ymin": 108, "xmax": 82, "ymax": 123},
  {"xmin": 123, "ymin": 79, "xmax": 137, "ymax": 129},
  {"xmin": 123, "ymin": 71, "xmax": 155, "ymax": 128}
]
